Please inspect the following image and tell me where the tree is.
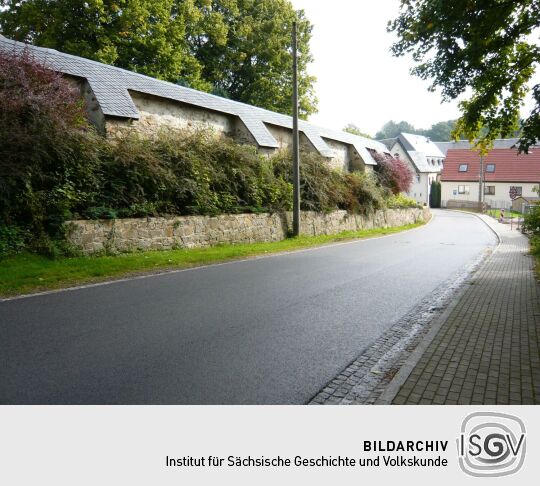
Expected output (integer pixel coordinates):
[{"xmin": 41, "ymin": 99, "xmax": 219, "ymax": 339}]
[
  {"xmin": 389, "ymin": 0, "xmax": 540, "ymax": 152},
  {"xmin": 375, "ymin": 120, "xmax": 417, "ymax": 140},
  {"xmin": 426, "ymin": 121, "xmax": 457, "ymax": 142},
  {"xmin": 0, "ymin": 0, "xmax": 318, "ymax": 116},
  {"xmin": 375, "ymin": 118, "xmax": 473, "ymax": 141},
  {"xmin": 429, "ymin": 181, "xmax": 441, "ymax": 208},
  {"xmin": 191, "ymin": 0, "xmax": 317, "ymax": 117},
  {"xmin": 0, "ymin": 0, "xmax": 212, "ymax": 89},
  {"xmin": 343, "ymin": 124, "xmax": 372, "ymax": 138}
]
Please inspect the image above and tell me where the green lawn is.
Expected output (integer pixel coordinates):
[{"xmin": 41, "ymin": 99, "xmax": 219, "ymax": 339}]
[
  {"xmin": 486, "ymin": 209, "xmax": 522, "ymax": 219},
  {"xmin": 0, "ymin": 221, "xmax": 427, "ymax": 298}
]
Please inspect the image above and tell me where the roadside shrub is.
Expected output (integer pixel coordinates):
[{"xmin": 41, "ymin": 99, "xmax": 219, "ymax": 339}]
[
  {"xmin": 0, "ymin": 48, "xmax": 103, "ymax": 254},
  {"xmin": 372, "ymin": 152, "xmax": 413, "ymax": 195},
  {"xmin": 341, "ymin": 172, "xmax": 387, "ymax": 214},
  {"xmin": 0, "ymin": 225, "xmax": 29, "ymax": 258},
  {"xmin": 386, "ymin": 193, "xmax": 420, "ymax": 209},
  {"xmin": 524, "ymin": 206, "xmax": 540, "ymax": 237},
  {"xmin": 96, "ymin": 130, "xmax": 293, "ymax": 217},
  {"xmin": 270, "ymin": 150, "xmax": 345, "ymax": 212}
]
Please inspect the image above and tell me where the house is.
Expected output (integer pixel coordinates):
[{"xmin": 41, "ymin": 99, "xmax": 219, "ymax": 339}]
[
  {"xmin": 440, "ymin": 149, "xmax": 540, "ymax": 210},
  {"xmin": 0, "ymin": 34, "xmax": 392, "ymax": 173},
  {"xmin": 381, "ymin": 133, "xmax": 445, "ymax": 206},
  {"xmin": 435, "ymin": 138, "xmax": 520, "ymax": 156}
]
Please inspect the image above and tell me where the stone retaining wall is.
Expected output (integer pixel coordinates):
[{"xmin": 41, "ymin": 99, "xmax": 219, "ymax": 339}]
[{"xmin": 66, "ymin": 208, "xmax": 430, "ymax": 254}]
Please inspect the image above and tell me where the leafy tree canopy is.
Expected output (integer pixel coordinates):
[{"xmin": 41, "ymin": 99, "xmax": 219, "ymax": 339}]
[
  {"xmin": 192, "ymin": 0, "xmax": 317, "ymax": 118},
  {"xmin": 0, "ymin": 0, "xmax": 317, "ymax": 117},
  {"xmin": 375, "ymin": 119, "xmax": 464, "ymax": 141},
  {"xmin": 343, "ymin": 124, "xmax": 372, "ymax": 138},
  {"xmin": 389, "ymin": 0, "xmax": 540, "ymax": 153}
]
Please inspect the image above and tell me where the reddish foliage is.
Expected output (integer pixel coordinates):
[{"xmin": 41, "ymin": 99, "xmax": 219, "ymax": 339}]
[
  {"xmin": 0, "ymin": 48, "xmax": 87, "ymax": 172},
  {"xmin": 371, "ymin": 151, "xmax": 413, "ymax": 194},
  {"xmin": 0, "ymin": 48, "xmax": 99, "ymax": 240}
]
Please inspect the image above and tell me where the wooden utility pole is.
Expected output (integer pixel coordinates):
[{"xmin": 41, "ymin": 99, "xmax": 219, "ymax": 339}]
[{"xmin": 292, "ymin": 21, "xmax": 301, "ymax": 236}]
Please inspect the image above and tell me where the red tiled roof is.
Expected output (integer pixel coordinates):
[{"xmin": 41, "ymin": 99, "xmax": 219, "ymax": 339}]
[{"xmin": 441, "ymin": 149, "xmax": 540, "ymax": 182}]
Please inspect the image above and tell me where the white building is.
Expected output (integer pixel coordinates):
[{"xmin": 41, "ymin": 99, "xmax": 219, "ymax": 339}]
[
  {"xmin": 440, "ymin": 148, "xmax": 540, "ymax": 209},
  {"xmin": 382, "ymin": 133, "xmax": 445, "ymax": 206}
]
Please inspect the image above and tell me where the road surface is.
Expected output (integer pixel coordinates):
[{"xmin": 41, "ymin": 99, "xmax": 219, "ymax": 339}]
[{"xmin": 0, "ymin": 210, "xmax": 496, "ymax": 404}]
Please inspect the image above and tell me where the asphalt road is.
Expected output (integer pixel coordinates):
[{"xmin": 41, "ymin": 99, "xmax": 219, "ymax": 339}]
[{"xmin": 0, "ymin": 210, "xmax": 496, "ymax": 404}]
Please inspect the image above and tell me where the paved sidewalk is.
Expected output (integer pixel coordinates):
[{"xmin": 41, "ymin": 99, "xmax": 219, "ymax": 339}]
[{"xmin": 391, "ymin": 215, "xmax": 540, "ymax": 405}]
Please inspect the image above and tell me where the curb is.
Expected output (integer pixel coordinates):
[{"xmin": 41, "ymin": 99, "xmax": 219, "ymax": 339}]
[
  {"xmin": 448, "ymin": 209, "xmax": 502, "ymax": 245},
  {"xmin": 375, "ymin": 210, "xmax": 501, "ymax": 404}
]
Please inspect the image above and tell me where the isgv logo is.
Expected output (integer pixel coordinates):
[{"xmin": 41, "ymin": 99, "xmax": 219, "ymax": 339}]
[{"xmin": 457, "ymin": 412, "xmax": 526, "ymax": 477}]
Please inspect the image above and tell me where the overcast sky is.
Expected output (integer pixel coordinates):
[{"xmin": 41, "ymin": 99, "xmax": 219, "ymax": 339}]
[
  {"xmin": 289, "ymin": 0, "xmax": 463, "ymax": 137},
  {"xmin": 291, "ymin": 0, "xmax": 539, "ymax": 137}
]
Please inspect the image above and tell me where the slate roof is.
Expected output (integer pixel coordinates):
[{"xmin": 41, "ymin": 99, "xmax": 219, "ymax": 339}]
[
  {"xmin": 441, "ymin": 149, "xmax": 540, "ymax": 182},
  {"xmin": 378, "ymin": 138, "xmax": 397, "ymax": 150},
  {"xmin": 406, "ymin": 150, "xmax": 444, "ymax": 174},
  {"xmin": 398, "ymin": 133, "xmax": 445, "ymax": 159},
  {"xmin": 435, "ymin": 139, "xmax": 521, "ymax": 156},
  {"xmin": 0, "ymin": 35, "xmax": 389, "ymax": 165},
  {"xmin": 385, "ymin": 133, "xmax": 443, "ymax": 173}
]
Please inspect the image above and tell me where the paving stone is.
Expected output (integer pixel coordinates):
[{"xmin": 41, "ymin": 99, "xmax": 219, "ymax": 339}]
[{"xmin": 392, "ymin": 215, "xmax": 540, "ymax": 405}]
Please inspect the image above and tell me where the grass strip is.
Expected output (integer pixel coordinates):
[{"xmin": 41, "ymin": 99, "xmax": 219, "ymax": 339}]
[{"xmin": 0, "ymin": 221, "xmax": 426, "ymax": 297}]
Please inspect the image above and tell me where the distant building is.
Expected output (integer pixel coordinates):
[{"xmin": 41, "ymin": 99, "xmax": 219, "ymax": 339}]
[
  {"xmin": 435, "ymin": 138, "xmax": 520, "ymax": 156},
  {"xmin": 0, "ymin": 34, "xmax": 391, "ymax": 173},
  {"xmin": 382, "ymin": 133, "xmax": 445, "ymax": 206},
  {"xmin": 440, "ymin": 149, "xmax": 540, "ymax": 210}
]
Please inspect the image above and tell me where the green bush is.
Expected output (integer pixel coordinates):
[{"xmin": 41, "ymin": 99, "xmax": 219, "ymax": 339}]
[
  {"xmin": 96, "ymin": 130, "xmax": 294, "ymax": 217},
  {"xmin": 271, "ymin": 149, "xmax": 343, "ymax": 212},
  {"xmin": 0, "ymin": 225, "xmax": 29, "ymax": 258},
  {"xmin": 342, "ymin": 172, "xmax": 387, "ymax": 214},
  {"xmin": 524, "ymin": 206, "xmax": 540, "ymax": 237},
  {"xmin": 386, "ymin": 193, "xmax": 421, "ymax": 209}
]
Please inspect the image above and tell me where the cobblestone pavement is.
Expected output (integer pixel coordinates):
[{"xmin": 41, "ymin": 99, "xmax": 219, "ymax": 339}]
[{"xmin": 391, "ymin": 215, "xmax": 540, "ymax": 405}]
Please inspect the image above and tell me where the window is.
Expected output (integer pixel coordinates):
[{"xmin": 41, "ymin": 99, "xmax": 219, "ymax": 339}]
[
  {"xmin": 486, "ymin": 164, "xmax": 496, "ymax": 173},
  {"xmin": 458, "ymin": 164, "xmax": 468, "ymax": 172},
  {"xmin": 484, "ymin": 186, "xmax": 495, "ymax": 195},
  {"xmin": 511, "ymin": 186, "xmax": 523, "ymax": 196},
  {"xmin": 458, "ymin": 185, "xmax": 470, "ymax": 195},
  {"xmin": 416, "ymin": 174, "xmax": 420, "ymax": 182}
]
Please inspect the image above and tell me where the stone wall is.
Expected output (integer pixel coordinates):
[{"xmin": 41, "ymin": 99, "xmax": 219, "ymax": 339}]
[
  {"xmin": 103, "ymin": 92, "xmax": 360, "ymax": 173},
  {"xmin": 106, "ymin": 91, "xmax": 241, "ymax": 140},
  {"xmin": 66, "ymin": 208, "xmax": 430, "ymax": 255}
]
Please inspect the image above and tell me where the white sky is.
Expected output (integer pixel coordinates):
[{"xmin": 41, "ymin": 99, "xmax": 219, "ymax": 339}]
[{"xmin": 290, "ymin": 0, "xmax": 537, "ymax": 137}]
